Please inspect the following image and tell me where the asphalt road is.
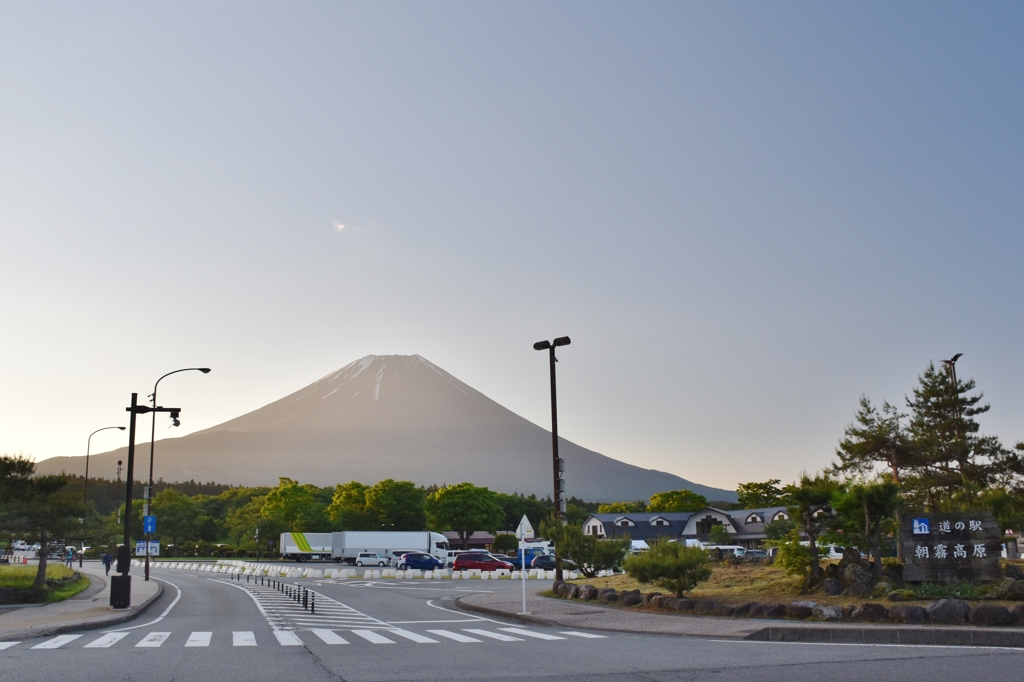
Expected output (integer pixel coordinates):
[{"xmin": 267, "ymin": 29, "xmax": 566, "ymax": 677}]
[{"xmin": 2, "ymin": 566, "xmax": 1023, "ymax": 681}]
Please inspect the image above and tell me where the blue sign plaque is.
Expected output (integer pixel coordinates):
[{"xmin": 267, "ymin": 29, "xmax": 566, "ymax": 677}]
[
  {"xmin": 143, "ymin": 515, "xmax": 157, "ymax": 534},
  {"xmin": 911, "ymin": 518, "xmax": 930, "ymax": 535}
]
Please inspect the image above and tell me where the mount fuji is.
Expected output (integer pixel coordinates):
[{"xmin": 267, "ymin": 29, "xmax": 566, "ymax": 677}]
[{"xmin": 35, "ymin": 355, "xmax": 736, "ymax": 502}]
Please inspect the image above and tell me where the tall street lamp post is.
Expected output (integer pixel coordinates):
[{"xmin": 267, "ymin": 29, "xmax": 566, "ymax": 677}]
[
  {"xmin": 533, "ymin": 335, "xmax": 571, "ymax": 581},
  {"xmin": 145, "ymin": 367, "xmax": 210, "ymax": 581},
  {"xmin": 943, "ymin": 353, "xmax": 963, "ymax": 421},
  {"xmin": 84, "ymin": 426, "xmax": 125, "ymax": 504},
  {"xmin": 113, "ymin": 393, "xmax": 182, "ymax": 609}
]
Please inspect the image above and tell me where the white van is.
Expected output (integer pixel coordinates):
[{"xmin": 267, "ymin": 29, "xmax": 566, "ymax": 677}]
[{"xmin": 702, "ymin": 545, "xmax": 748, "ymax": 557}]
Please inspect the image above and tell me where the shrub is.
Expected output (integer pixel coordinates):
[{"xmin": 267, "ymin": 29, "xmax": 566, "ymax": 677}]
[
  {"xmin": 235, "ymin": 548, "xmax": 248, "ymax": 558},
  {"xmin": 766, "ymin": 528, "xmax": 813, "ymax": 581},
  {"xmin": 492, "ymin": 534, "xmax": 518, "ymax": 554},
  {"xmin": 622, "ymin": 541, "xmax": 711, "ymax": 597}
]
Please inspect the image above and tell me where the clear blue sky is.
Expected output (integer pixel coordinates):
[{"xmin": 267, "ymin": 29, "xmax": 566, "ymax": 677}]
[{"xmin": 2, "ymin": 2, "xmax": 1021, "ymax": 491}]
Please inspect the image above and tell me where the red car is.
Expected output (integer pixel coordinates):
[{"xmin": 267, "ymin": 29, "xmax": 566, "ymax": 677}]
[{"xmin": 452, "ymin": 553, "xmax": 514, "ymax": 572}]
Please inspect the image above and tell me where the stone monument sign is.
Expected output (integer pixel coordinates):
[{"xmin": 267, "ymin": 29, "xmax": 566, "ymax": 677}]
[{"xmin": 901, "ymin": 511, "xmax": 1002, "ymax": 583}]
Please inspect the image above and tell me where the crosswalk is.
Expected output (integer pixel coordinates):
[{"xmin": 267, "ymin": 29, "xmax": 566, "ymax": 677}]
[{"xmin": 2, "ymin": 627, "xmax": 604, "ymax": 652}]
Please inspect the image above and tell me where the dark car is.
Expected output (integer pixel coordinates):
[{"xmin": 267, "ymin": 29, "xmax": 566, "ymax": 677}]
[
  {"xmin": 452, "ymin": 553, "xmax": 514, "ymax": 572},
  {"xmin": 529, "ymin": 554, "xmax": 577, "ymax": 571},
  {"xmin": 396, "ymin": 552, "xmax": 443, "ymax": 570}
]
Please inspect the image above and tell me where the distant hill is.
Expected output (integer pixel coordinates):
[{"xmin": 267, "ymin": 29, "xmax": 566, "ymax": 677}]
[{"xmin": 36, "ymin": 355, "xmax": 737, "ymax": 503}]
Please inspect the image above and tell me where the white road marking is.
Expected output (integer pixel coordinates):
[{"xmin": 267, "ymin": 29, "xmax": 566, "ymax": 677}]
[
  {"xmin": 499, "ymin": 627, "xmax": 566, "ymax": 641},
  {"xmin": 427, "ymin": 629, "xmax": 482, "ymax": 643},
  {"xmin": 389, "ymin": 629, "xmax": 439, "ymax": 643},
  {"xmin": 464, "ymin": 628, "xmax": 523, "ymax": 642},
  {"xmin": 31, "ymin": 635, "xmax": 82, "ymax": 649},
  {"xmin": 233, "ymin": 631, "xmax": 257, "ymax": 646},
  {"xmin": 311, "ymin": 629, "xmax": 349, "ymax": 644},
  {"xmin": 109, "ymin": 577, "xmax": 182, "ymax": 631},
  {"xmin": 84, "ymin": 632, "xmax": 129, "ymax": 648},
  {"xmin": 351, "ymin": 630, "xmax": 395, "ymax": 644},
  {"xmin": 136, "ymin": 632, "xmax": 170, "ymax": 647},
  {"xmin": 0, "ymin": 642, "xmax": 21, "ymax": 650},
  {"xmin": 274, "ymin": 630, "xmax": 304, "ymax": 646},
  {"xmin": 185, "ymin": 632, "xmax": 212, "ymax": 647},
  {"xmin": 560, "ymin": 631, "xmax": 607, "ymax": 639}
]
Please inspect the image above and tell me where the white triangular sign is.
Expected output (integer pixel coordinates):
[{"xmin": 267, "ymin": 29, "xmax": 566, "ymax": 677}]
[{"xmin": 516, "ymin": 514, "xmax": 535, "ymax": 539}]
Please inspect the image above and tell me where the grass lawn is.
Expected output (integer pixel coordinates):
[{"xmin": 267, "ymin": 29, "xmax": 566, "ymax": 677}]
[
  {"xmin": 0, "ymin": 564, "xmax": 91, "ymax": 602},
  {"xmin": 568, "ymin": 561, "xmax": 1024, "ymax": 610}
]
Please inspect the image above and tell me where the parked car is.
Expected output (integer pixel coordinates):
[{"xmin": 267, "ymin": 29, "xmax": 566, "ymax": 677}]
[
  {"xmin": 529, "ymin": 554, "xmax": 576, "ymax": 571},
  {"xmin": 452, "ymin": 553, "xmax": 514, "ymax": 572},
  {"xmin": 743, "ymin": 549, "xmax": 769, "ymax": 561},
  {"xmin": 396, "ymin": 552, "xmax": 443, "ymax": 570},
  {"xmin": 388, "ymin": 550, "xmax": 419, "ymax": 566},
  {"xmin": 355, "ymin": 552, "xmax": 386, "ymax": 567}
]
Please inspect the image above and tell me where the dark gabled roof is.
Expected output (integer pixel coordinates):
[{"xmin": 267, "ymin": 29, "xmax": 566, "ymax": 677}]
[{"xmin": 584, "ymin": 505, "xmax": 792, "ymax": 539}]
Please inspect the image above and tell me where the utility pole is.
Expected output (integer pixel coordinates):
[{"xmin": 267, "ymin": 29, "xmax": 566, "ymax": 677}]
[{"xmin": 533, "ymin": 336, "xmax": 571, "ymax": 581}]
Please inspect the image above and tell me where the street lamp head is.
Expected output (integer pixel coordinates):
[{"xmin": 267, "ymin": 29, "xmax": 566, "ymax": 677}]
[
  {"xmin": 199, "ymin": 368, "xmax": 211, "ymax": 374},
  {"xmin": 118, "ymin": 427, "xmax": 126, "ymax": 431},
  {"xmin": 553, "ymin": 336, "xmax": 571, "ymax": 347},
  {"xmin": 533, "ymin": 340, "xmax": 551, "ymax": 351}
]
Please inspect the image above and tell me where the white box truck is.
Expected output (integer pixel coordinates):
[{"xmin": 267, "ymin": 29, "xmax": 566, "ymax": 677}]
[
  {"xmin": 280, "ymin": 532, "xmax": 334, "ymax": 562},
  {"xmin": 331, "ymin": 531, "xmax": 451, "ymax": 566}
]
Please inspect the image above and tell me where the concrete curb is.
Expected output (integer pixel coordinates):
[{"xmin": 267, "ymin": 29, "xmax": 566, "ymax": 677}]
[
  {"xmin": 2, "ymin": 579, "xmax": 164, "ymax": 641},
  {"xmin": 747, "ymin": 624, "xmax": 1024, "ymax": 648},
  {"xmin": 453, "ymin": 595, "xmax": 560, "ymax": 628}
]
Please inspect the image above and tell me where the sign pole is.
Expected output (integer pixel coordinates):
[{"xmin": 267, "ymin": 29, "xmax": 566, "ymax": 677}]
[{"xmin": 518, "ymin": 522, "xmax": 528, "ymax": 615}]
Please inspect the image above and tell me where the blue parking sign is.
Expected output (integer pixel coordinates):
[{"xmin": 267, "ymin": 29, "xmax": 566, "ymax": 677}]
[{"xmin": 143, "ymin": 515, "xmax": 157, "ymax": 534}]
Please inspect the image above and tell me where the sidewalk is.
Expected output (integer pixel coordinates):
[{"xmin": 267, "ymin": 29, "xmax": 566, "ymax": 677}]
[
  {"xmin": 455, "ymin": 588, "xmax": 1024, "ymax": 648},
  {"xmin": 0, "ymin": 561, "xmax": 162, "ymax": 641}
]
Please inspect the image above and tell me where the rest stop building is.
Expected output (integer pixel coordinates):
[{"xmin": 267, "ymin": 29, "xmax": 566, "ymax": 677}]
[{"xmin": 582, "ymin": 506, "xmax": 792, "ymax": 548}]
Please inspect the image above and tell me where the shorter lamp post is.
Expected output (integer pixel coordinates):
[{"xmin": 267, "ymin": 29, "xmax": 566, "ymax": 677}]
[
  {"xmin": 533, "ymin": 335, "xmax": 571, "ymax": 581},
  {"xmin": 84, "ymin": 426, "xmax": 125, "ymax": 504}
]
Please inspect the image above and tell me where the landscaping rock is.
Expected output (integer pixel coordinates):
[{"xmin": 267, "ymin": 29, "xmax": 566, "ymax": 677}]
[
  {"xmin": 695, "ymin": 600, "xmax": 717, "ymax": 614},
  {"xmin": 619, "ymin": 589, "xmax": 642, "ymax": 607},
  {"xmin": 641, "ymin": 592, "xmax": 663, "ymax": 606},
  {"xmin": 811, "ymin": 605, "xmax": 844, "ymax": 621},
  {"xmin": 565, "ymin": 584, "xmax": 580, "ymax": 600},
  {"xmin": 993, "ymin": 577, "xmax": 1024, "ymax": 601},
  {"xmin": 886, "ymin": 589, "xmax": 916, "ymax": 602},
  {"xmin": 674, "ymin": 599, "xmax": 696, "ymax": 612},
  {"xmin": 1004, "ymin": 564, "xmax": 1024, "ymax": 581},
  {"xmin": 843, "ymin": 563, "xmax": 873, "ymax": 588},
  {"xmin": 881, "ymin": 569, "xmax": 905, "ymax": 588},
  {"xmin": 1011, "ymin": 604, "xmax": 1024, "ymax": 624},
  {"xmin": 577, "ymin": 584, "xmax": 598, "ymax": 601},
  {"xmin": 850, "ymin": 603, "xmax": 888, "ymax": 623},
  {"xmin": 925, "ymin": 598, "xmax": 971, "ymax": 624},
  {"xmin": 661, "ymin": 598, "xmax": 682, "ymax": 611},
  {"xmin": 552, "ymin": 579, "xmax": 566, "ymax": 596},
  {"xmin": 597, "ymin": 588, "xmax": 618, "ymax": 603},
  {"xmin": 969, "ymin": 604, "xmax": 1014, "ymax": 626},
  {"xmin": 0, "ymin": 587, "xmax": 14, "ymax": 604},
  {"xmin": 824, "ymin": 563, "xmax": 841, "ymax": 580},
  {"xmin": 748, "ymin": 604, "xmax": 765, "ymax": 618},
  {"xmin": 733, "ymin": 602, "xmax": 757, "ymax": 617},
  {"xmin": 714, "ymin": 605, "xmax": 737, "ymax": 617},
  {"xmin": 838, "ymin": 548, "xmax": 865, "ymax": 573},
  {"xmin": 761, "ymin": 604, "xmax": 786, "ymax": 619},
  {"xmin": 870, "ymin": 581, "xmax": 895, "ymax": 599},
  {"xmin": 786, "ymin": 601, "xmax": 817, "ymax": 620},
  {"xmin": 888, "ymin": 604, "xmax": 927, "ymax": 624},
  {"xmin": 821, "ymin": 578, "xmax": 843, "ymax": 596},
  {"xmin": 647, "ymin": 595, "xmax": 669, "ymax": 609}
]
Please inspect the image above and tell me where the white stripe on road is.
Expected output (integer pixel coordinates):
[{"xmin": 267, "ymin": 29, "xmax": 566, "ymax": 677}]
[
  {"xmin": 350, "ymin": 630, "xmax": 395, "ymax": 644},
  {"xmin": 274, "ymin": 630, "xmax": 304, "ymax": 646},
  {"xmin": 185, "ymin": 632, "xmax": 212, "ymax": 647},
  {"xmin": 426, "ymin": 629, "xmax": 482, "ymax": 643},
  {"xmin": 311, "ymin": 629, "xmax": 349, "ymax": 645},
  {"xmin": 32, "ymin": 635, "xmax": 82, "ymax": 649},
  {"xmin": 498, "ymin": 627, "xmax": 566, "ymax": 641},
  {"xmin": 0, "ymin": 642, "xmax": 21, "ymax": 650},
  {"xmin": 233, "ymin": 631, "xmax": 257, "ymax": 646},
  {"xmin": 388, "ymin": 629, "xmax": 439, "ymax": 643},
  {"xmin": 136, "ymin": 632, "xmax": 170, "ymax": 647},
  {"xmin": 560, "ymin": 631, "xmax": 607, "ymax": 639},
  {"xmin": 463, "ymin": 628, "xmax": 522, "ymax": 642},
  {"xmin": 84, "ymin": 632, "xmax": 129, "ymax": 648}
]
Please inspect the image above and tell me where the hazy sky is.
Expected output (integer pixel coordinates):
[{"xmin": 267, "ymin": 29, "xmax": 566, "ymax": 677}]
[{"xmin": 2, "ymin": 3, "xmax": 1022, "ymax": 492}]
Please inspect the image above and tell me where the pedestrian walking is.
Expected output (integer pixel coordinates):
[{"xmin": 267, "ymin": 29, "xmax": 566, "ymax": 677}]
[
  {"xmin": 101, "ymin": 552, "xmax": 113, "ymax": 575},
  {"xmin": 65, "ymin": 546, "xmax": 74, "ymax": 568}
]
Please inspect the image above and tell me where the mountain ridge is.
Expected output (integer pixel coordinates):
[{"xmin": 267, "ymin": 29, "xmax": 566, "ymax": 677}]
[{"xmin": 35, "ymin": 354, "xmax": 737, "ymax": 502}]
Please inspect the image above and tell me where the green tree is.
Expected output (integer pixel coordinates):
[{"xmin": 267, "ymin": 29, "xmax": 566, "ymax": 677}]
[
  {"xmin": 494, "ymin": 493, "xmax": 552, "ymax": 533},
  {"xmin": 622, "ymin": 540, "xmax": 711, "ymax": 597},
  {"xmin": 596, "ymin": 501, "xmax": 645, "ymax": 514},
  {"xmin": 646, "ymin": 490, "xmax": 707, "ymax": 513},
  {"xmin": 151, "ymin": 488, "xmax": 199, "ymax": 550},
  {"xmin": 262, "ymin": 478, "xmax": 333, "ymax": 532},
  {"xmin": 327, "ymin": 481, "xmax": 376, "ymax": 530},
  {"xmin": 736, "ymin": 479, "xmax": 786, "ymax": 508},
  {"xmin": 492, "ymin": 534, "xmax": 518, "ymax": 554},
  {"xmin": 826, "ymin": 479, "xmax": 899, "ymax": 576},
  {"xmin": 424, "ymin": 483, "xmax": 503, "ymax": 549},
  {"xmin": 766, "ymin": 527, "xmax": 812, "ymax": 580},
  {"xmin": 0, "ymin": 454, "xmax": 89, "ymax": 588},
  {"xmin": 784, "ymin": 473, "xmax": 840, "ymax": 585},
  {"xmin": 541, "ymin": 520, "xmax": 630, "ymax": 578},
  {"xmin": 365, "ymin": 479, "xmax": 425, "ymax": 531},
  {"xmin": 707, "ymin": 523, "xmax": 732, "ymax": 546}
]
